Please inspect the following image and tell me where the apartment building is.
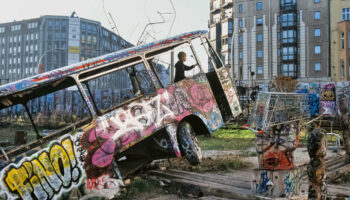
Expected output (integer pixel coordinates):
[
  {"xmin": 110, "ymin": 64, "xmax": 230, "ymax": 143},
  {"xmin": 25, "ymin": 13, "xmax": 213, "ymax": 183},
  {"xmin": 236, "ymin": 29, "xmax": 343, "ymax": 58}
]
[
  {"xmin": 210, "ymin": 0, "xmax": 330, "ymax": 86},
  {"xmin": 0, "ymin": 13, "xmax": 133, "ymax": 88},
  {"xmin": 330, "ymin": 0, "xmax": 350, "ymax": 81}
]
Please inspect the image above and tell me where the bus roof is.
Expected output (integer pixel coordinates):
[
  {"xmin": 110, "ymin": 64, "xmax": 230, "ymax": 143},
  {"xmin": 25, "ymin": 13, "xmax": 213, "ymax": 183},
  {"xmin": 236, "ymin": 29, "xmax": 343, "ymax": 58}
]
[{"xmin": 0, "ymin": 30, "xmax": 207, "ymax": 98}]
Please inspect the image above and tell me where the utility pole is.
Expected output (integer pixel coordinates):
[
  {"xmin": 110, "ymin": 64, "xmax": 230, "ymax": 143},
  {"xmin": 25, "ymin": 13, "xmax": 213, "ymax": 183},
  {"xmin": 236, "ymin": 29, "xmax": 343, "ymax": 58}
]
[{"xmin": 37, "ymin": 48, "xmax": 65, "ymax": 73}]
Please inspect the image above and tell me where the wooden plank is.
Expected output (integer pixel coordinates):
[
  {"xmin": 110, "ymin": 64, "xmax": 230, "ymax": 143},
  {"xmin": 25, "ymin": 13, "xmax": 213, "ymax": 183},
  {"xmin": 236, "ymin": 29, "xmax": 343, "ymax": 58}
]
[
  {"xmin": 147, "ymin": 152, "xmax": 349, "ymax": 199},
  {"xmin": 149, "ymin": 170, "xmax": 251, "ymax": 190},
  {"xmin": 165, "ymin": 169, "xmax": 251, "ymax": 189}
]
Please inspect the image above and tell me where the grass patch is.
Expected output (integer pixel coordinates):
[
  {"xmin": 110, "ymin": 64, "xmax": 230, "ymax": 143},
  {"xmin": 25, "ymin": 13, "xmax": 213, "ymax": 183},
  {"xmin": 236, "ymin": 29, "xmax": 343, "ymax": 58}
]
[
  {"xmin": 116, "ymin": 178, "xmax": 168, "ymax": 200},
  {"xmin": 198, "ymin": 124, "xmax": 255, "ymax": 150},
  {"xmin": 340, "ymin": 173, "xmax": 350, "ymax": 183},
  {"xmin": 166, "ymin": 156, "xmax": 251, "ymax": 173}
]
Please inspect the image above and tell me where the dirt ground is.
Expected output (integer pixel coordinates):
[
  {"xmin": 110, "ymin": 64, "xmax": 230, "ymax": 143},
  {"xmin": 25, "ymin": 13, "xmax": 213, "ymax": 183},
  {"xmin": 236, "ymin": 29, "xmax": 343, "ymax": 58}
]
[{"xmin": 119, "ymin": 146, "xmax": 349, "ymax": 200}]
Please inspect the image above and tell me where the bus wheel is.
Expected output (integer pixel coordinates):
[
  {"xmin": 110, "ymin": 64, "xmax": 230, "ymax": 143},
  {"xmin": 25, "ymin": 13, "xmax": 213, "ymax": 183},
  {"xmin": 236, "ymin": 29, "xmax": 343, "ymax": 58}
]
[{"xmin": 177, "ymin": 122, "xmax": 202, "ymax": 165}]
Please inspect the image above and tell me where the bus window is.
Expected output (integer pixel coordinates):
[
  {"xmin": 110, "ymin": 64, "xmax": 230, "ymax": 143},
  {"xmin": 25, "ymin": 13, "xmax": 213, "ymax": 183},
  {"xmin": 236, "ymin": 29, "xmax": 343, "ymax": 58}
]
[
  {"xmin": 190, "ymin": 38, "xmax": 210, "ymax": 73},
  {"xmin": 82, "ymin": 62, "xmax": 156, "ymax": 114},
  {"xmin": 202, "ymin": 37, "xmax": 224, "ymax": 70},
  {"xmin": 26, "ymin": 84, "xmax": 91, "ymax": 137},
  {"xmin": 0, "ymin": 104, "xmax": 36, "ymax": 152},
  {"xmin": 147, "ymin": 42, "xmax": 201, "ymax": 86}
]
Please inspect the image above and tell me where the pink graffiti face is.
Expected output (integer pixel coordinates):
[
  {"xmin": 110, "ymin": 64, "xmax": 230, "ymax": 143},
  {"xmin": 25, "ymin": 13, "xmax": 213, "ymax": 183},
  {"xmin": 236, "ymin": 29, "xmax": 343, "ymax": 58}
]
[
  {"xmin": 321, "ymin": 101, "xmax": 336, "ymax": 116},
  {"xmin": 324, "ymin": 83, "xmax": 335, "ymax": 90},
  {"xmin": 190, "ymin": 84, "xmax": 213, "ymax": 113}
]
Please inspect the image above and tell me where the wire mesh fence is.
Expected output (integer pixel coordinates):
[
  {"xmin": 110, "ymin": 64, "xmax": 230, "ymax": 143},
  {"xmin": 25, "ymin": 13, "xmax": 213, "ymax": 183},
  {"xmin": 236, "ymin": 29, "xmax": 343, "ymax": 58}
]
[{"xmin": 248, "ymin": 92, "xmax": 311, "ymax": 130}]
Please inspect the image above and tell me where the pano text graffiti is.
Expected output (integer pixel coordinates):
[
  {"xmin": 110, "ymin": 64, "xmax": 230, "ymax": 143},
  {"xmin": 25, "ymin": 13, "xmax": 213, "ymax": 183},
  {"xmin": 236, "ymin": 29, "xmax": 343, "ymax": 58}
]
[{"xmin": 1, "ymin": 137, "xmax": 81, "ymax": 200}]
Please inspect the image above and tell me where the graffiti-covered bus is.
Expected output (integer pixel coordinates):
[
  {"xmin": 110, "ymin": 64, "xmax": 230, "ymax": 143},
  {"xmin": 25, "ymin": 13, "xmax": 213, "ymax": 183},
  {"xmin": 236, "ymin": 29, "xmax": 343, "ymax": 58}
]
[{"xmin": 0, "ymin": 30, "xmax": 241, "ymax": 199}]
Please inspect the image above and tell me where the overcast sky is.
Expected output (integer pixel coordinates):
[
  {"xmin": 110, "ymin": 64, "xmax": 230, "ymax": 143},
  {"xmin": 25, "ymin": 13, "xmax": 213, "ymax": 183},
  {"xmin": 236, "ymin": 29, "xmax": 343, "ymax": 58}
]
[{"xmin": 0, "ymin": 0, "xmax": 209, "ymax": 45}]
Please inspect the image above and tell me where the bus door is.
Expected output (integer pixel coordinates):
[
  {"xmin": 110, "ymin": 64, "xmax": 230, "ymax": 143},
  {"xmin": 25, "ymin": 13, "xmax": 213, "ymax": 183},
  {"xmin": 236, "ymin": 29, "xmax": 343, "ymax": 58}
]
[{"xmin": 190, "ymin": 37, "xmax": 241, "ymax": 121}]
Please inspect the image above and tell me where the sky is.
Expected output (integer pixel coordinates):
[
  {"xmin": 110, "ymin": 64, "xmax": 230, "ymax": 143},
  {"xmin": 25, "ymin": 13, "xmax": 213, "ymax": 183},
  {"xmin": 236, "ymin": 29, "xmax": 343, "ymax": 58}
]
[{"xmin": 0, "ymin": 0, "xmax": 209, "ymax": 45}]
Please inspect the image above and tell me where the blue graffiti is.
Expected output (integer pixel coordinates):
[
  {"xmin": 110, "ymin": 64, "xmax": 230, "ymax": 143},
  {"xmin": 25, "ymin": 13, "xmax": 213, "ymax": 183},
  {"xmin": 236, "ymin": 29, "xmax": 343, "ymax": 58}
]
[
  {"xmin": 308, "ymin": 94, "xmax": 319, "ymax": 117},
  {"xmin": 284, "ymin": 170, "xmax": 301, "ymax": 197},
  {"xmin": 194, "ymin": 111, "xmax": 224, "ymax": 133},
  {"xmin": 256, "ymin": 170, "xmax": 270, "ymax": 194}
]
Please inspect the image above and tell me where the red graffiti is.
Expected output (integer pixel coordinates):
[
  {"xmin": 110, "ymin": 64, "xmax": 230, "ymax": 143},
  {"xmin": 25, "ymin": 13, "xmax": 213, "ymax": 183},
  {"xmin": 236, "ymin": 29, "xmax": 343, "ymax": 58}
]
[{"xmin": 190, "ymin": 84, "xmax": 213, "ymax": 113}]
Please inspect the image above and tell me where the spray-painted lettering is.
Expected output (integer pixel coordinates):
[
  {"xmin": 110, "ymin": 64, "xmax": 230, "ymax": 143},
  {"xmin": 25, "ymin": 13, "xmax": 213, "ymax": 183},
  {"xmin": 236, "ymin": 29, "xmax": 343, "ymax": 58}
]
[{"xmin": 2, "ymin": 137, "xmax": 81, "ymax": 200}]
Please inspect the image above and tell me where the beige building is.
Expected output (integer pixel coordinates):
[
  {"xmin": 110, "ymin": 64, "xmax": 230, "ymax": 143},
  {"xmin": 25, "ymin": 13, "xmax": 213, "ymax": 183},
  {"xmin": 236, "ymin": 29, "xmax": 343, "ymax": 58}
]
[{"xmin": 331, "ymin": 0, "xmax": 350, "ymax": 81}]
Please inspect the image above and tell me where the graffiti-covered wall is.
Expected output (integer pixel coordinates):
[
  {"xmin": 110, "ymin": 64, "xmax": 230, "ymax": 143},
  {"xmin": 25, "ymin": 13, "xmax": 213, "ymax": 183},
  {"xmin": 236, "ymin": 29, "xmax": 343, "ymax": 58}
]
[{"xmin": 259, "ymin": 81, "xmax": 350, "ymax": 119}]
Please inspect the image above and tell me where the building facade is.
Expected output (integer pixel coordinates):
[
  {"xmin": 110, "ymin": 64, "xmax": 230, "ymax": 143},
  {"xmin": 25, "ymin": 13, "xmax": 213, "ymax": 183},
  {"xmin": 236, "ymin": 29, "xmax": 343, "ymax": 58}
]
[
  {"xmin": 330, "ymin": 0, "xmax": 350, "ymax": 81},
  {"xmin": 210, "ymin": 0, "xmax": 331, "ymax": 86},
  {"xmin": 209, "ymin": 0, "xmax": 234, "ymax": 68},
  {"xmin": 0, "ymin": 14, "xmax": 133, "ymax": 87}
]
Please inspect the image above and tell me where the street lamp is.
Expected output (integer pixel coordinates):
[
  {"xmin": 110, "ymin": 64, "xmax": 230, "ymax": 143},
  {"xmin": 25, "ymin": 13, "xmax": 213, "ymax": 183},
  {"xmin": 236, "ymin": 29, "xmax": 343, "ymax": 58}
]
[{"xmin": 37, "ymin": 48, "xmax": 65, "ymax": 73}]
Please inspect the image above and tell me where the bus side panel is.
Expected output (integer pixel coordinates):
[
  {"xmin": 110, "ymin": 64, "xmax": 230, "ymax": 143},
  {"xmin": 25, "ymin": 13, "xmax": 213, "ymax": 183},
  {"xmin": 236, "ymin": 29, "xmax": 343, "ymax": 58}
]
[
  {"xmin": 80, "ymin": 73, "xmax": 223, "ymax": 177},
  {"xmin": 216, "ymin": 67, "xmax": 242, "ymax": 118}
]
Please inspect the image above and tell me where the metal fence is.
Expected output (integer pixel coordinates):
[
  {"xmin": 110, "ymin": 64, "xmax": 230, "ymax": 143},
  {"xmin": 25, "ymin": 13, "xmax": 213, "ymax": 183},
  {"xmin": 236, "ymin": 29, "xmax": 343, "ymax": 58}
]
[{"xmin": 248, "ymin": 92, "xmax": 310, "ymax": 130}]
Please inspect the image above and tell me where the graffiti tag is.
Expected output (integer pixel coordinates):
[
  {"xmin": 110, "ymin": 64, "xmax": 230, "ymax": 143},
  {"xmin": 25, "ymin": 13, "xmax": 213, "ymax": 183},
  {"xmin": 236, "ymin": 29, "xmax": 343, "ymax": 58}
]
[{"xmin": 2, "ymin": 137, "xmax": 81, "ymax": 200}]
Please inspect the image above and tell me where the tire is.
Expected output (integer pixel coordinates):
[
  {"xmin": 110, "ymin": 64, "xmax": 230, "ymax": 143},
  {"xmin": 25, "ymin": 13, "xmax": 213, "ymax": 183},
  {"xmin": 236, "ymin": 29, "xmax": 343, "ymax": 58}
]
[{"xmin": 177, "ymin": 122, "xmax": 202, "ymax": 165}]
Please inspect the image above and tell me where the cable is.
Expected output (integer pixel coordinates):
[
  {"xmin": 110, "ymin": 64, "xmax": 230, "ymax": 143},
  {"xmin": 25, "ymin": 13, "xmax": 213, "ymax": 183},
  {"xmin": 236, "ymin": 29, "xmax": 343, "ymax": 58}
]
[
  {"xmin": 167, "ymin": 0, "xmax": 176, "ymax": 37},
  {"xmin": 101, "ymin": 0, "xmax": 121, "ymax": 37}
]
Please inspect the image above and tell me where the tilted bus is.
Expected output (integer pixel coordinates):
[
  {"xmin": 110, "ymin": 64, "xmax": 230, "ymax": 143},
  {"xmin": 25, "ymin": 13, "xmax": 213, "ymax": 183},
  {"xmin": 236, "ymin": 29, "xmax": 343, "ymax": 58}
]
[{"xmin": 0, "ymin": 30, "xmax": 241, "ymax": 199}]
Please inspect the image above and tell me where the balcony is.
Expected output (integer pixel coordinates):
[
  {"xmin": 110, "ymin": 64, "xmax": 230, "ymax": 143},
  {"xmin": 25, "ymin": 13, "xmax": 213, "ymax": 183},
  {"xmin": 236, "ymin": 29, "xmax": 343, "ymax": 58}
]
[
  {"xmin": 222, "ymin": 0, "xmax": 233, "ymax": 8},
  {"xmin": 211, "ymin": 0, "xmax": 221, "ymax": 14},
  {"xmin": 222, "ymin": 44, "xmax": 229, "ymax": 52},
  {"xmin": 221, "ymin": 8, "xmax": 233, "ymax": 20},
  {"xmin": 280, "ymin": 2, "xmax": 297, "ymax": 13}
]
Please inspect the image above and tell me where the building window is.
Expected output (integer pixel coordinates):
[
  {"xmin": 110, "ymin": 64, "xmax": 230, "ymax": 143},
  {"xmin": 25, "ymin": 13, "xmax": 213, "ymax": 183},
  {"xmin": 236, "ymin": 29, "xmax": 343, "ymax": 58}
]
[
  {"xmin": 282, "ymin": 47, "xmax": 295, "ymax": 60},
  {"xmin": 343, "ymin": 8, "xmax": 350, "ymax": 21},
  {"xmin": 256, "ymin": 2, "xmax": 262, "ymax": 11},
  {"xmin": 314, "ymin": 28, "xmax": 321, "ymax": 37},
  {"xmin": 92, "ymin": 25, "xmax": 97, "ymax": 34},
  {"xmin": 239, "ymin": 19, "xmax": 243, "ymax": 28},
  {"xmin": 11, "ymin": 25, "xmax": 21, "ymax": 31},
  {"xmin": 229, "ymin": 37, "xmax": 232, "ymax": 48},
  {"xmin": 228, "ymin": 21, "xmax": 233, "ymax": 34},
  {"xmin": 282, "ymin": 64, "xmax": 296, "ymax": 77},
  {"xmin": 257, "ymin": 33, "xmax": 263, "ymax": 42},
  {"xmin": 257, "ymin": 50, "xmax": 263, "ymax": 58},
  {"xmin": 239, "ymin": 4, "xmax": 243, "ymax": 13},
  {"xmin": 282, "ymin": 30, "xmax": 295, "ymax": 43},
  {"xmin": 0, "ymin": 27, "xmax": 4, "ymax": 33},
  {"xmin": 314, "ymin": 45, "xmax": 321, "ymax": 54},
  {"xmin": 256, "ymin": 17, "xmax": 263, "ymax": 25},
  {"xmin": 341, "ymin": 32, "xmax": 345, "ymax": 49},
  {"xmin": 341, "ymin": 60, "xmax": 345, "ymax": 78},
  {"xmin": 314, "ymin": 63, "xmax": 321, "ymax": 71},
  {"xmin": 314, "ymin": 11, "xmax": 321, "ymax": 20},
  {"xmin": 257, "ymin": 66, "xmax": 263, "ymax": 74},
  {"xmin": 28, "ymin": 22, "xmax": 38, "ymax": 29},
  {"xmin": 314, "ymin": 0, "xmax": 320, "ymax": 3},
  {"xmin": 282, "ymin": 13, "xmax": 294, "ymax": 27},
  {"xmin": 239, "ymin": 35, "xmax": 243, "ymax": 44},
  {"xmin": 239, "ymin": 51, "xmax": 243, "ymax": 59}
]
